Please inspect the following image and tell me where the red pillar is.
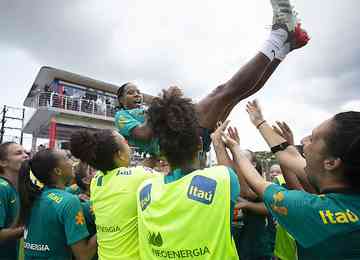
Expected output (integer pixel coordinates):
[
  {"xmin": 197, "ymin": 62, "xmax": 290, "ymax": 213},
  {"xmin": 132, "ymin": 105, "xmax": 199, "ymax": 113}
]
[{"xmin": 49, "ymin": 117, "xmax": 57, "ymax": 149}]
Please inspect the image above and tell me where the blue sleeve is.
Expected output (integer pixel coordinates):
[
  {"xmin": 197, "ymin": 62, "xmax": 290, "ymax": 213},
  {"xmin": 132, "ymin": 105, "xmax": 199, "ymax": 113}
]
[
  {"xmin": 263, "ymin": 184, "xmax": 331, "ymax": 247},
  {"xmin": 227, "ymin": 167, "xmax": 240, "ymax": 225},
  {"xmin": 115, "ymin": 110, "xmax": 141, "ymax": 137},
  {"xmin": 81, "ymin": 200, "xmax": 96, "ymax": 236},
  {"xmin": 61, "ymin": 195, "xmax": 90, "ymax": 245},
  {"xmin": 228, "ymin": 167, "xmax": 240, "ymax": 203},
  {"xmin": 0, "ymin": 187, "xmax": 8, "ymax": 228}
]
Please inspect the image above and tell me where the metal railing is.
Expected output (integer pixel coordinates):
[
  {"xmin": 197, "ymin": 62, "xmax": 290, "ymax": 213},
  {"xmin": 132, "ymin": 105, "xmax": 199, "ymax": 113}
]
[{"xmin": 36, "ymin": 92, "xmax": 117, "ymax": 118}]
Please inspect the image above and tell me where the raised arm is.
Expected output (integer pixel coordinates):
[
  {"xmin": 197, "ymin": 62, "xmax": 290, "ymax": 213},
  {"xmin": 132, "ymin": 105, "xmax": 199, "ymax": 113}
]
[
  {"xmin": 211, "ymin": 121, "xmax": 233, "ymax": 167},
  {"xmin": 215, "ymin": 123, "xmax": 265, "ymax": 198},
  {"xmin": 235, "ymin": 197, "xmax": 269, "ymax": 216},
  {"xmin": 246, "ymin": 100, "xmax": 316, "ymax": 193}
]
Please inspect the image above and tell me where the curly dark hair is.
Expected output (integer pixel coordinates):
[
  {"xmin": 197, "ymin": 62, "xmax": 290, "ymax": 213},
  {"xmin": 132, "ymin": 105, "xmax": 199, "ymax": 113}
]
[
  {"xmin": 325, "ymin": 111, "xmax": 360, "ymax": 190},
  {"xmin": 147, "ymin": 87, "xmax": 201, "ymax": 168},
  {"xmin": 70, "ymin": 129, "xmax": 121, "ymax": 172}
]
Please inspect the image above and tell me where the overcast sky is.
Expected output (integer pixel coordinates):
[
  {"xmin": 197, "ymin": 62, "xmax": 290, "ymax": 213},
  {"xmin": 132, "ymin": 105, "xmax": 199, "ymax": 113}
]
[{"xmin": 1, "ymin": 0, "xmax": 359, "ymax": 151}]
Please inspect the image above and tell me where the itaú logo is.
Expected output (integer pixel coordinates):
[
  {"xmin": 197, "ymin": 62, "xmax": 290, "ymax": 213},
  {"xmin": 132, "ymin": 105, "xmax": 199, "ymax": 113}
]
[
  {"xmin": 148, "ymin": 232, "xmax": 163, "ymax": 247},
  {"xmin": 140, "ymin": 184, "xmax": 152, "ymax": 211},
  {"xmin": 187, "ymin": 175, "xmax": 217, "ymax": 205}
]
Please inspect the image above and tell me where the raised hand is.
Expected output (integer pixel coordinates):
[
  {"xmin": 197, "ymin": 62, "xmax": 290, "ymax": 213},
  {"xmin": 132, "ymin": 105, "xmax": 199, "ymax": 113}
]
[
  {"xmin": 210, "ymin": 120, "xmax": 230, "ymax": 145},
  {"xmin": 273, "ymin": 121, "xmax": 294, "ymax": 145},
  {"xmin": 227, "ymin": 126, "xmax": 240, "ymax": 146},
  {"xmin": 235, "ymin": 197, "xmax": 250, "ymax": 210},
  {"xmin": 246, "ymin": 100, "xmax": 265, "ymax": 127},
  {"xmin": 221, "ymin": 130, "xmax": 240, "ymax": 150}
]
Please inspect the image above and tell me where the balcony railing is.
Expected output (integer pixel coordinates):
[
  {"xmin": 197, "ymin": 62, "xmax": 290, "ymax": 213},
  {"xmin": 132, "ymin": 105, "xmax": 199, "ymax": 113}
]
[{"xmin": 36, "ymin": 92, "xmax": 117, "ymax": 118}]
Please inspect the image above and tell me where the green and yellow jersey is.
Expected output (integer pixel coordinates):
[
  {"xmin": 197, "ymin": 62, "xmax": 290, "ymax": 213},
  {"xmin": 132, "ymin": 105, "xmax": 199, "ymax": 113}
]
[
  {"xmin": 64, "ymin": 184, "xmax": 82, "ymax": 195},
  {"xmin": 23, "ymin": 188, "xmax": 89, "ymax": 260},
  {"xmin": 237, "ymin": 201, "xmax": 276, "ymax": 260},
  {"xmin": 0, "ymin": 176, "xmax": 20, "ymax": 260},
  {"xmin": 264, "ymin": 184, "xmax": 360, "ymax": 259},
  {"xmin": 272, "ymin": 175, "xmax": 297, "ymax": 260},
  {"xmin": 114, "ymin": 108, "xmax": 160, "ymax": 156},
  {"xmin": 90, "ymin": 166, "xmax": 159, "ymax": 260}
]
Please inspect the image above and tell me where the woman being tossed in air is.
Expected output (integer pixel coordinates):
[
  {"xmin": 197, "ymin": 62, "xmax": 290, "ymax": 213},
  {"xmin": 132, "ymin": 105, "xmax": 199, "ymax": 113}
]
[{"xmin": 115, "ymin": 0, "xmax": 309, "ymax": 165}]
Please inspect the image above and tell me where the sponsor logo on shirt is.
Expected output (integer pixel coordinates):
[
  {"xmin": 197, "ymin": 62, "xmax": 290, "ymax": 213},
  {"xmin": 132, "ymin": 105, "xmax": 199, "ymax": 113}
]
[
  {"xmin": 10, "ymin": 198, "xmax": 16, "ymax": 204},
  {"xmin": 96, "ymin": 224, "xmax": 121, "ymax": 233},
  {"xmin": 271, "ymin": 205, "xmax": 288, "ymax": 216},
  {"xmin": 147, "ymin": 231, "xmax": 211, "ymax": 258},
  {"xmin": 47, "ymin": 193, "xmax": 63, "ymax": 204},
  {"xmin": 75, "ymin": 211, "xmax": 85, "ymax": 225},
  {"xmin": 151, "ymin": 247, "xmax": 211, "ymax": 259},
  {"xmin": 116, "ymin": 169, "xmax": 132, "ymax": 175},
  {"xmin": 148, "ymin": 232, "xmax": 163, "ymax": 247},
  {"xmin": 117, "ymin": 115, "xmax": 127, "ymax": 129},
  {"xmin": 273, "ymin": 192, "xmax": 285, "ymax": 202},
  {"xmin": 187, "ymin": 175, "xmax": 216, "ymax": 205},
  {"xmin": 319, "ymin": 209, "xmax": 359, "ymax": 224},
  {"xmin": 140, "ymin": 184, "xmax": 152, "ymax": 211},
  {"xmin": 271, "ymin": 191, "xmax": 288, "ymax": 216},
  {"xmin": 24, "ymin": 242, "xmax": 50, "ymax": 252}
]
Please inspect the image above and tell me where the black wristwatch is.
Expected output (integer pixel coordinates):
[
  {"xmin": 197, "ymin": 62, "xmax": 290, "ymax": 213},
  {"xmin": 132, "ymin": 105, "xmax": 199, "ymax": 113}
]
[{"xmin": 271, "ymin": 142, "xmax": 289, "ymax": 153}]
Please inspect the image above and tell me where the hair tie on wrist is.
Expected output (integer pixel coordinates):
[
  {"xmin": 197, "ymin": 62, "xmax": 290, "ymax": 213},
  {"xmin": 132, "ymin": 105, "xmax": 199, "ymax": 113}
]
[{"xmin": 256, "ymin": 120, "xmax": 266, "ymax": 129}]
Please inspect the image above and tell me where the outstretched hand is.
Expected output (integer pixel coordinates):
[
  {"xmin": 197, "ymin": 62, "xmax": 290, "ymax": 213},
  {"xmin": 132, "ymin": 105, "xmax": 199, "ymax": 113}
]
[
  {"xmin": 272, "ymin": 121, "xmax": 294, "ymax": 145},
  {"xmin": 227, "ymin": 126, "xmax": 240, "ymax": 146},
  {"xmin": 246, "ymin": 100, "xmax": 265, "ymax": 127},
  {"xmin": 211, "ymin": 120, "xmax": 230, "ymax": 146},
  {"xmin": 210, "ymin": 120, "xmax": 240, "ymax": 150},
  {"xmin": 221, "ymin": 131, "xmax": 240, "ymax": 150}
]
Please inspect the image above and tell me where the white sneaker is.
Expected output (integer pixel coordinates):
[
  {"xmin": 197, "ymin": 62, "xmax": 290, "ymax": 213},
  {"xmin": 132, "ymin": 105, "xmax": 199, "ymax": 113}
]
[{"xmin": 271, "ymin": 0, "xmax": 298, "ymax": 32}]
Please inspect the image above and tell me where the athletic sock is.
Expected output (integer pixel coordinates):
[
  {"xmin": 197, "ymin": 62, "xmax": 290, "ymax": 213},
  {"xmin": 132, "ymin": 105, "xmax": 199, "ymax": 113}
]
[
  {"xmin": 275, "ymin": 42, "xmax": 291, "ymax": 61},
  {"xmin": 260, "ymin": 28, "xmax": 288, "ymax": 61}
]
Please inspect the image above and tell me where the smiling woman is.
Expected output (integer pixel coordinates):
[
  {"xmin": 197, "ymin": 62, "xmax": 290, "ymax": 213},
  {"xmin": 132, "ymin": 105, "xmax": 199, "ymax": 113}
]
[
  {"xmin": 231, "ymin": 101, "xmax": 360, "ymax": 259},
  {"xmin": 115, "ymin": 82, "xmax": 159, "ymax": 157}
]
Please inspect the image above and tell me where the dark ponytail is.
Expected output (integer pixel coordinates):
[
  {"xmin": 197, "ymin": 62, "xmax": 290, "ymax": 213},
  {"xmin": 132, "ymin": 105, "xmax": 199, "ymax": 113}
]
[
  {"xmin": 326, "ymin": 111, "xmax": 360, "ymax": 190},
  {"xmin": 18, "ymin": 149, "xmax": 59, "ymax": 225}
]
